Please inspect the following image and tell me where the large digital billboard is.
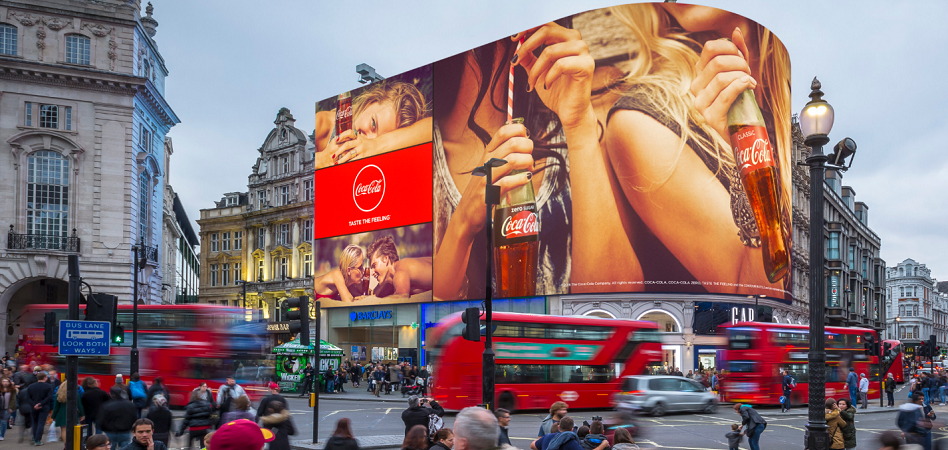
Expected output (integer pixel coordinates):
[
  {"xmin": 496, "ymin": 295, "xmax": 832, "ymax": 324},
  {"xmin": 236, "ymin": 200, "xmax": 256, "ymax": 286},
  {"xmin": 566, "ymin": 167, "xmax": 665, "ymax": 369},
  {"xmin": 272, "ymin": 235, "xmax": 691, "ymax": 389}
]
[{"xmin": 314, "ymin": 3, "xmax": 793, "ymax": 307}]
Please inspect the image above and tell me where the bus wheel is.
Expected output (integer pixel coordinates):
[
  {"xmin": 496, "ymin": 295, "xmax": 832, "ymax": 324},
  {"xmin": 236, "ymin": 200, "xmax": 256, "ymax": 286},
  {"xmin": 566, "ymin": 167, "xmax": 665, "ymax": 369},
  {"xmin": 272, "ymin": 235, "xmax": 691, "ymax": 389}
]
[{"xmin": 497, "ymin": 391, "xmax": 515, "ymax": 412}]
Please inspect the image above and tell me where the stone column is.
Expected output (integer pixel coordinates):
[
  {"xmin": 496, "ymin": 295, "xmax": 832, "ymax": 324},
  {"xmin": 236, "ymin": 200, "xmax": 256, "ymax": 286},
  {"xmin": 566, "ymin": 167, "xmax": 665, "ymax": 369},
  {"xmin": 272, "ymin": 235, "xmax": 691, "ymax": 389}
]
[
  {"xmin": 292, "ymin": 221, "xmax": 300, "ymax": 278},
  {"xmin": 242, "ymin": 226, "xmax": 251, "ymax": 282},
  {"xmin": 263, "ymin": 225, "xmax": 272, "ymax": 281}
]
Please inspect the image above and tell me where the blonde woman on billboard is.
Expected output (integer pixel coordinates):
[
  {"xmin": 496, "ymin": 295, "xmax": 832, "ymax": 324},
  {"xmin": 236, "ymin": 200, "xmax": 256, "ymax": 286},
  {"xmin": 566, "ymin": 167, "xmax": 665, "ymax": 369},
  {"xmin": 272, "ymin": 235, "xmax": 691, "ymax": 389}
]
[
  {"xmin": 315, "ymin": 79, "xmax": 432, "ymax": 168},
  {"xmin": 601, "ymin": 3, "xmax": 791, "ymax": 294},
  {"xmin": 432, "ymin": 21, "xmax": 639, "ymax": 300},
  {"xmin": 312, "ymin": 244, "xmax": 365, "ymax": 302}
]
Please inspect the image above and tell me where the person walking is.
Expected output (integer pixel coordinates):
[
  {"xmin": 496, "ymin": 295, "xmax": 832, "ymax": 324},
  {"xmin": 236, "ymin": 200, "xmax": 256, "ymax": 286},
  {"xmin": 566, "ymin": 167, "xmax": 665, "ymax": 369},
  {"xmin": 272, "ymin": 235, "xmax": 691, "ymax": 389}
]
[
  {"xmin": 780, "ymin": 369, "xmax": 794, "ymax": 412},
  {"xmin": 885, "ymin": 373, "xmax": 896, "ymax": 407},
  {"xmin": 858, "ymin": 373, "xmax": 870, "ymax": 409},
  {"xmin": 837, "ymin": 398, "xmax": 857, "ymax": 450},
  {"xmin": 215, "ymin": 377, "xmax": 246, "ymax": 427},
  {"xmin": 0, "ymin": 377, "xmax": 16, "ymax": 441},
  {"xmin": 177, "ymin": 389, "xmax": 214, "ymax": 450},
  {"xmin": 255, "ymin": 383, "xmax": 287, "ymax": 422},
  {"xmin": 825, "ymin": 398, "xmax": 846, "ymax": 450},
  {"xmin": 920, "ymin": 373, "xmax": 931, "ymax": 405},
  {"xmin": 845, "ymin": 367, "xmax": 858, "ymax": 407},
  {"xmin": 898, "ymin": 393, "xmax": 932, "ymax": 449},
  {"xmin": 929, "ymin": 373, "xmax": 942, "ymax": 407},
  {"xmin": 98, "ymin": 387, "xmax": 138, "ymax": 450},
  {"xmin": 25, "ymin": 371, "xmax": 53, "ymax": 446},
  {"xmin": 259, "ymin": 401, "xmax": 295, "ymax": 450},
  {"xmin": 372, "ymin": 368, "xmax": 384, "ymax": 397},
  {"xmin": 145, "ymin": 377, "xmax": 169, "ymax": 409},
  {"xmin": 144, "ymin": 395, "xmax": 172, "ymax": 448},
  {"xmin": 734, "ymin": 404, "xmax": 766, "ymax": 450},
  {"xmin": 495, "ymin": 408, "xmax": 511, "ymax": 447},
  {"xmin": 221, "ymin": 395, "xmax": 254, "ymax": 423},
  {"xmin": 127, "ymin": 373, "xmax": 148, "ymax": 418},
  {"xmin": 82, "ymin": 377, "xmax": 111, "ymax": 435},
  {"xmin": 725, "ymin": 424, "xmax": 742, "ymax": 450},
  {"xmin": 324, "ymin": 418, "xmax": 361, "ymax": 450},
  {"xmin": 51, "ymin": 383, "xmax": 85, "ymax": 442}
]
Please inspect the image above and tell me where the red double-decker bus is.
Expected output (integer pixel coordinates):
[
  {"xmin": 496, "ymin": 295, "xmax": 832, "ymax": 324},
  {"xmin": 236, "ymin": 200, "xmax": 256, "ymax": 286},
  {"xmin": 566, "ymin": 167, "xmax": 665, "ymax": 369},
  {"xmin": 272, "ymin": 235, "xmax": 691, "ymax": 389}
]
[
  {"xmin": 20, "ymin": 304, "xmax": 268, "ymax": 407},
  {"xmin": 719, "ymin": 322, "xmax": 881, "ymax": 406},
  {"xmin": 428, "ymin": 312, "xmax": 662, "ymax": 411},
  {"xmin": 883, "ymin": 339, "xmax": 905, "ymax": 383}
]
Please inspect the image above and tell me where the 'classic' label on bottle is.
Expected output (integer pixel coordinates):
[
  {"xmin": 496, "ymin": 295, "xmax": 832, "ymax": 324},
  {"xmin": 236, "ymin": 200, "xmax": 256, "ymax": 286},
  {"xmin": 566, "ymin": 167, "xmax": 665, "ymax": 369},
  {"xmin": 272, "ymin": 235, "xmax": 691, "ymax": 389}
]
[
  {"xmin": 731, "ymin": 125, "xmax": 775, "ymax": 178},
  {"xmin": 494, "ymin": 203, "xmax": 539, "ymax": 246}
]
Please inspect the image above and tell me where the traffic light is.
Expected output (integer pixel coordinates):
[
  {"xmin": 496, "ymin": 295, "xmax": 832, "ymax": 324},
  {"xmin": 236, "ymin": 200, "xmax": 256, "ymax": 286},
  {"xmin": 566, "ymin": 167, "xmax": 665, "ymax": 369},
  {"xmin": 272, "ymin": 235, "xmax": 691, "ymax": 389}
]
[
  {"xmin": 285, "ymin": 296, "xmax": 310, "ymax": 346},
  {"xmin": 930, "ymin": 335, "xmax": 938, "ymax": 358},
  {"xmin": 86, "ymin": 293, "xmax": 118, "ymax": 324},
  {"xmin": 43, "ymin": 312, "xmax": 57, "ymax": 345},
  {"xmin": 883, "ymin": 342, "xmax": 893, "ymax": 360},
  {"xmin": 461, "ymin": 307, "xmax": 481, "ymax": 342},
  {"xmin": 112, "ymin": 324, "xmax": 125, "ymax": 344},
  {"xmin": 920, "ymin": 342, "xmax": 929, "ymax": 359},
  {"xmin": 864, "ymin": 334, "xmax": 876, "ymax": 356}
]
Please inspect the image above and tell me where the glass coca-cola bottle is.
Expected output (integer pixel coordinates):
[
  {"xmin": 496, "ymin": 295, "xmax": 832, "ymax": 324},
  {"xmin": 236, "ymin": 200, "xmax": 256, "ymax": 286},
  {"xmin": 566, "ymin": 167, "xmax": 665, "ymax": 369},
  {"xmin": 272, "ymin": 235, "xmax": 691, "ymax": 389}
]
[
  {"xmin": 362, "ymin": 263, "xmax": 371, "ymax": 296},
  {"xmin": 493, "ymin": 169, "xmax": 539, "ymax": 298},
  {"xmin": 336, "ymin": 91, "xmax": 352, "ymax": 137},
  {"xmin": 727, "ymin": 89, "xmax": 790, "ymax": 283}
]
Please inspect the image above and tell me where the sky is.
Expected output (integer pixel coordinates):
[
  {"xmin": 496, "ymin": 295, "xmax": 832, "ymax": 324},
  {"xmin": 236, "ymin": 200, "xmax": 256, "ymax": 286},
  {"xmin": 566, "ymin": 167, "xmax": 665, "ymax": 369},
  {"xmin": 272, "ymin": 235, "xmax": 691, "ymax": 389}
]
[{"xmin": 154, "ymin": 0, "xmax": 948, "ymax": 280}]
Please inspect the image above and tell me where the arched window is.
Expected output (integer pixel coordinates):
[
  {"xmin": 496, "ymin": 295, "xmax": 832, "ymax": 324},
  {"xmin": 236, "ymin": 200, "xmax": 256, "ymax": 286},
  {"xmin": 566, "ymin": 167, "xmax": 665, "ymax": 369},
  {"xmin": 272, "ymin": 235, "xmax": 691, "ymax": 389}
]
[
  {"xmin": 139, "ymin": 172, "xmax": 150, "ymax": 241},
  {"xmin": 65, "ymin": 34, "xmax": 91, "ymax": 65},
  {"xmin": 0, "ymin": 23, "xmax": 17, "ymax": 56},
  {"xmin": 27, "ymin": 151, "xmax": 70, "ymax": 241}
]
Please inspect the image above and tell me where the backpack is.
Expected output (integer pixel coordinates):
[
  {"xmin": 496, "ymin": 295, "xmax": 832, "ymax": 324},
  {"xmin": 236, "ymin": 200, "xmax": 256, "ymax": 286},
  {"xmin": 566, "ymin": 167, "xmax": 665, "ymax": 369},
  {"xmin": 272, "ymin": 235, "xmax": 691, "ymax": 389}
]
[
  {"xmin": 428, "ymin": 413, "xmax": 444, "ymax": 441},
  {"xmin": 129, "ymin": 380, "xmax": 147, "ymax": 399}
]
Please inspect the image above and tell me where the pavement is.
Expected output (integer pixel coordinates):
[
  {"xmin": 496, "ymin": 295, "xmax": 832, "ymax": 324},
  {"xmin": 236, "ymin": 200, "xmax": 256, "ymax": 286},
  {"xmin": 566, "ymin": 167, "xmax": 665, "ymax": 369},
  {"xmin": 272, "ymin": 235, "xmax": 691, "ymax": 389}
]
[{"xmin": 305, "ymin": 384, "xmax": 421, "ymax": 404}]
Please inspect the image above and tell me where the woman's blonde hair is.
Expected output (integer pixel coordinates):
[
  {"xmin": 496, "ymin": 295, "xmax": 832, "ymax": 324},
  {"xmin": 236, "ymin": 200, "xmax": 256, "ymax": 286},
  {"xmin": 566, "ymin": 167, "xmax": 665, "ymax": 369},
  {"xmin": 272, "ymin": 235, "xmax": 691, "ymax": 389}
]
[
  {"xmin": 353, "ymin": 80, "xmax": 430, "ymax": 130},
  {"xmin": 610, "ymin": 4, "xmax": 792, "ymax": 222},
  {"xmin": 338, "ymin": 244, "xmax": 365, "ymax": 273},
  {"xmin": 56, "ymin": 385, "xmax": 67, "ymax": 403}
]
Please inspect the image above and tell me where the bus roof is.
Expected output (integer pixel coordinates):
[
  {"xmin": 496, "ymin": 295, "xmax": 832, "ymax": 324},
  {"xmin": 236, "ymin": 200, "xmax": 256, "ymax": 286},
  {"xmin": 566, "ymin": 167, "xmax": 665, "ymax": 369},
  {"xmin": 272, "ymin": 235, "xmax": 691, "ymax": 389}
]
[
  {"xmin": 718, "ymin": 322, "xmax": 877, "ymax": 334},
  {"xmin": 23, "ymin": 304, "xmax": 243, "ymax": 312},
  {"xmin": 439, "ymin": 311, "xmax": 658, "ymax": 329}
]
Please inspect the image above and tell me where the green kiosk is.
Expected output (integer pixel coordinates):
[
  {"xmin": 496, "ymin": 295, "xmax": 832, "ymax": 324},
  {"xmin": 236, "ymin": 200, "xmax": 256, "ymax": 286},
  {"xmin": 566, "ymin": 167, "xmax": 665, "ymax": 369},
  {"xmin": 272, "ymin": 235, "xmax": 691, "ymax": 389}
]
[{"xmin": 272, "ymin": 339, "xmax": 344, "ymax": 393}]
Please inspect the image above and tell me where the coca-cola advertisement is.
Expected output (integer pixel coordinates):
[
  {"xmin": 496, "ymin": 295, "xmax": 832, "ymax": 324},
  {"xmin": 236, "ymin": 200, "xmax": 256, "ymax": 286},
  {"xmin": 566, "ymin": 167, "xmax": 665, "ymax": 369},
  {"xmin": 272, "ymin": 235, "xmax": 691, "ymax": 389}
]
[
  {"xmin": 314, "ymin": 224, "xmax": 433, "ymax": 306},
  {"xmin": 431, "ymin": 3, "xmax": 792, "ymax": 302},
  {"xmin": 314, "ymin": 4, "xmax": 794, "ymax": 305},
  {"xmin": 314, "ymin": 65, "xmax": 432, "ymax": 170}
]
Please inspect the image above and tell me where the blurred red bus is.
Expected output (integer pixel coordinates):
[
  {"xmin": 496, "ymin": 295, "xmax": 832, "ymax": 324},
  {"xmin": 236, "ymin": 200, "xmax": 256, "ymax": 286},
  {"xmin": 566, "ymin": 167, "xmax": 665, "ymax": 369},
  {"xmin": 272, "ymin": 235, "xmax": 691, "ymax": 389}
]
[
  {"xmin": 428, "ymin": 312, "xmax": 662, "ymax": 411},
  {"xmin": 719, "ymin": 322, "xmax": 880, "ymax": 406},
  {"xmin": 883, "ymin": 339, "xmax": 904, "ymax": 383},
  {"xmin": 20, "ymin": 304, "xmax": 268, "ymax": 407}
]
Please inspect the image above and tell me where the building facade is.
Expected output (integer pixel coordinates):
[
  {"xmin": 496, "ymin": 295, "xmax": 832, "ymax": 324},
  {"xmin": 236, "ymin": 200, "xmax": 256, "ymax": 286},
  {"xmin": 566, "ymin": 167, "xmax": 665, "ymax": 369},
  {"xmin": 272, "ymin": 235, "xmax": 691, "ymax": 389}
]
[
  {"xmin": 197, "ymin": 108, "xmax": 315, "ymax": 329},
  {"xmin": 159, "ymin": 137, "xmax": 198, "ymax": 305},
  {"xmin": 0, "ymin": 0, "xmax": 178, "ymax": 353},
  {"xmin": 886, "ymin": 259, "xmax": 941, "ymax": 352}
]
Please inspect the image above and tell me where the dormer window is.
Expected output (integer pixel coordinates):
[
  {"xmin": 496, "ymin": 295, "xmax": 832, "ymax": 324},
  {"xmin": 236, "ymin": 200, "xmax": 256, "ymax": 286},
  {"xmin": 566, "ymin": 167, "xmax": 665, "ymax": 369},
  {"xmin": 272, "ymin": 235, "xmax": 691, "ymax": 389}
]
[{"xmin": 225, "ymin": 196, "xmax": 237, "ymax": 206}]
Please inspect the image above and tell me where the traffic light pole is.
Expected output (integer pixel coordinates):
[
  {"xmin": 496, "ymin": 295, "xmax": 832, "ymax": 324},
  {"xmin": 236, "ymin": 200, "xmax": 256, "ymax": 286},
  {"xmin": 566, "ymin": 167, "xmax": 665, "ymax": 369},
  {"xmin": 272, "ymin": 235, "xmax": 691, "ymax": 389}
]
[
  {"xmin": 131, "ymin": 238, "xmax": 142, "ymax": 375},
  {"xmin": 66, "ymin": 255, "xmax": 79, "ymax": 450},
  {"xmin": 482, "ymin": 165, "xmax": 498, "ymax": 411},
  {"xmin": 312, "ymin": 300, "xmax": 321, "ymax": 444}
]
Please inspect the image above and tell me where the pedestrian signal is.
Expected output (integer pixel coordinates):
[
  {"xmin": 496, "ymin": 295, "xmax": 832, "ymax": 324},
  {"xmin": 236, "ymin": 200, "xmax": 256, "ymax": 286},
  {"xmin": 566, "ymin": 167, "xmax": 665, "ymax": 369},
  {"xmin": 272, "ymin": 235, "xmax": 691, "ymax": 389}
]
[
  {"xmin": 461, "ymin": 307, "xmax": 481, "ymax": 342},
  {"xmin": 112, "ymin": 324, "xmax": 125, "ymax": 344}
]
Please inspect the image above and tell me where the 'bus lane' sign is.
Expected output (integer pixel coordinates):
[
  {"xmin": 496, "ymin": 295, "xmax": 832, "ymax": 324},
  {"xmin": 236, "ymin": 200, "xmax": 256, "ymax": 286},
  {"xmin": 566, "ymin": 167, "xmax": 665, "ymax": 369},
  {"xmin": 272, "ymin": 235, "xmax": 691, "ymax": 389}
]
[{"xmin": 58, "ymin": 320, "xmax": 111, "ymax": 356}]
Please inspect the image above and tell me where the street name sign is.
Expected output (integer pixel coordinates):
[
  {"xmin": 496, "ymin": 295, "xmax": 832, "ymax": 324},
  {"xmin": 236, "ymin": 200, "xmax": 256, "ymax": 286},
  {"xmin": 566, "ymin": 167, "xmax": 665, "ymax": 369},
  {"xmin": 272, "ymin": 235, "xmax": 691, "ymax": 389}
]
[{"xmin": 58, "ymin": 320, "xmax": 111, "ymax": 356}]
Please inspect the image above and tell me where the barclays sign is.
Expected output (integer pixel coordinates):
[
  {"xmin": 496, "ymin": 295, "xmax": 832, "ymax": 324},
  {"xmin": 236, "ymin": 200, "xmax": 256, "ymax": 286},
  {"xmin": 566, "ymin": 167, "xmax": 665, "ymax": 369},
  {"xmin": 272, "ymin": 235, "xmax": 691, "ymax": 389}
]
[{"xmin": 350, "ymin": 310, "xmax": 393, "ymax": 321}]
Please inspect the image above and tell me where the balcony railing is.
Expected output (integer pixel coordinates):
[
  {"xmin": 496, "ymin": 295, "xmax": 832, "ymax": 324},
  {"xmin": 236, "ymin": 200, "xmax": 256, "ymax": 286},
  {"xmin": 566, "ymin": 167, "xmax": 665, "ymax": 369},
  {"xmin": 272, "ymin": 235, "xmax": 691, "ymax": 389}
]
[{"xmin": 7, "ymin": 226, "xmax": 80, "ymax": 253}]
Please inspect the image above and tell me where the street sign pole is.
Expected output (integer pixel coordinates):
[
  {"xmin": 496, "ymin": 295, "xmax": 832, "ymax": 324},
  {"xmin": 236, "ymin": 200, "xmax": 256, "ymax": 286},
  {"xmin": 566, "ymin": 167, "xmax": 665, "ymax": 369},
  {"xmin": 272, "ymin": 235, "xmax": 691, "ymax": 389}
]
[
  {"xmin": 312, "ymin": 301, "xmax": 321, "ymax": 444},
  {"xmin": 66, "ymin": 255, "xmax": 79, "ymax": 450}
]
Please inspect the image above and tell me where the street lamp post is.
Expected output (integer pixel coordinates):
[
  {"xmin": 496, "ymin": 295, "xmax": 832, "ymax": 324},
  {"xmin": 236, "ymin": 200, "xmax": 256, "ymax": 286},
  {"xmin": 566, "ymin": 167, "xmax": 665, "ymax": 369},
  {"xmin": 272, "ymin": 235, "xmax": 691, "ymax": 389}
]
[
  {"xmin": 472, "ymin": 157, "xmax": 507, "ymax": 410},
  {"xmin": 799, "ymin": 77, "xmax": 857, "ymax": 450}
]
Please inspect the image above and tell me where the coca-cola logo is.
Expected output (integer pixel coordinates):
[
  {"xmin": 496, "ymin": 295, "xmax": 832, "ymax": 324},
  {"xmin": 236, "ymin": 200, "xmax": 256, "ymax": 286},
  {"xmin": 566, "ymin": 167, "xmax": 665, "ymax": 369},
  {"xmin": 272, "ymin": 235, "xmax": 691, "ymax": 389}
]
[
  {"xmin": 501, "ymin": 211, "xmax": 539, "ymax": 238},
  {"xmin": 733, "ymin": 126, "xmax": 774, "ymax": 175},
  {"xmin": 352, "ymin": 164, "xmax": 385, "ymax": 212},
  {"xmin": 337, "ymin": 106, "xmax": 352, "ymax": 121}
]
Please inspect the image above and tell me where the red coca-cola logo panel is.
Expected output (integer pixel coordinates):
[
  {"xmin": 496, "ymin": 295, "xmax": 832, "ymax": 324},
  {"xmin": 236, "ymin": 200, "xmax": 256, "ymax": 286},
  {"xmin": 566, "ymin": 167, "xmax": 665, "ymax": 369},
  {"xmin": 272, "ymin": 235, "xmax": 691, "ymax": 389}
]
[{"xmin": 352, "ymin": 165, "xmax": 385, "ymax": 212}]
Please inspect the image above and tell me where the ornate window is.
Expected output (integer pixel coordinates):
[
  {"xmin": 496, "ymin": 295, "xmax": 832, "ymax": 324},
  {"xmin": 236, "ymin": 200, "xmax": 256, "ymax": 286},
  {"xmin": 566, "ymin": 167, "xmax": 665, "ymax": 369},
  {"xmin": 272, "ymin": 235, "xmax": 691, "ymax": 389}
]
[
  {"xmin": 279, "ymin": 223, "xmax": 289, "ymax": 246},
  {"xmin": 303, "ymin": 253, "xmax": 313, "ymax": 277},
  {"xmin": 233, "ymin": 263, "xmax": 241, "ymax": 285},
  {"xmin": 210, "ymin": 264, "xmax": 218, "ymax": 287},
  {"xmin": 257, "ymin": 259, "xmax": 264, "ymax": 282},
  {"xmin": 256, "ymin": 227, "xmax": 265, "ymax": 250},
  {"xmin": 27, "ymin": 151, "xmax": 70, "ymax": 239},
  {"xmin": 280, "ymin": 257, "xmax": 288, "ymax": 280},
  {"xmin": 278, "ymin": 185, "xmax": 289, "ymax": 206},
  {"xmin": 40, "ymin": 105, "xmax": 58, "ymax": 129},
  {"xmin": 138, "ymin": 173, "xmax": 150, "ymax": 241},
  {"xmin": 221, "ymin": 232, "xmax": 230, "ymax": 251},
  {"xmin": 222, "ymin": 263, "xmax": 230, "ymax": 286},
  {"xmin": 210, "ymin": 233, "xmax": 218, "ymax": 252},
  {"xmin": 233, "ymin": 231, "xmax": 242, "ymax": 250},
  {"xmin": 304, "ymin": 179, "xmax": 314, "ymax": 201},
  {"xmin": 65, "ymin": 34, "xmax": 91, "ymax": 65},
  {"xmin": 0, "ymin": 24, "xmax": 16, "ymax": 56},
  {"xmin": 302, "ymin": 219, "xmax": 313, "ymax": 242}
]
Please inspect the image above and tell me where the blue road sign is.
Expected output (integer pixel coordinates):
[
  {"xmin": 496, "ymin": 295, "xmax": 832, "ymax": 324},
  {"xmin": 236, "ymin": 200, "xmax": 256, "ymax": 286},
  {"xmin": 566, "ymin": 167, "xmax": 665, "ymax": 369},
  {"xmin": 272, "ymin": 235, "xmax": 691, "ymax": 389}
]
[{"xmin": 58, "ymin": 320, "xmax": 111, "ymax": 356}]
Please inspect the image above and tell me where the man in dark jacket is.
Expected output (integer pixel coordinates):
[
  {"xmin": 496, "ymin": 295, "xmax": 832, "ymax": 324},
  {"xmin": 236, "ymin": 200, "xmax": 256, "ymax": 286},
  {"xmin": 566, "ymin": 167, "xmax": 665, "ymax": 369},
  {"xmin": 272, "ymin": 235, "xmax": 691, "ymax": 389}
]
[
  {"xmin": 82, "ymin": 378, "xmax": 112, "ymax": 435},
  {"xmin": 531, "ymin": 417, "xmax": 589, "ymax": 450},
  {"xmin": 846, "ymin": 367, "xmax": 858, "ymax": 407},
  {"xmin": 25, "ymin": 372, "xmax": 54, "ymax": 445},
  {"xmin": 580, "ymin": 421, "xmax": 611, "ymax": 450},
  {"xmin": 121, "ymin": 418, "xmax": 168, "ymax": 450},
  {"xmin": 780, "ymin": 370, "xmax": 794, "ymax": 412},
  {"xmin": 12, "ymin": 365, "xmax": 36, "ymax": 390},
  {"xmin": 145, "ymin": 377, "xmax": 170, "ymax": 408},
  {"xmin": 898, "ymin": 392, "xmax": 933, "ymax": 448},
  {"xmin": 255, "ymin": 382, "xmax": 287, "ymax": 421},
  {"xmin": 99, "ymin": 387, "xmax": 139, "ymax": 450},
  {"xmin": 495, "ymin": 408, "xmax": 512, "ymax": 446},
  {"xmin": 735, "ymin": 404, "xmax": 767, "ymax": 450},
  {"xmin": 401, "ymin": 395, "xmax": 444, "ymax": 441},
  {"xmin": 300, "ymin": 363, "xmax": 316, "ymax": 396}
]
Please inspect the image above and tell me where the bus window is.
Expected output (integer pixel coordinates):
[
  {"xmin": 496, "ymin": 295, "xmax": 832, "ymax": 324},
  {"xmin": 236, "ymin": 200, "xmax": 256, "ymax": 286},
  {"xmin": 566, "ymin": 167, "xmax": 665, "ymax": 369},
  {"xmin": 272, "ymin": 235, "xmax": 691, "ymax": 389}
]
[
  {"xmin": 729, "ymin": 361, "xmax": 757, "ymax": 373},
  {"xmin": 783, "ymin": 363, "xmax": 809, "ymax": 383},
  {"xmin": 630, "ymin": 330, "xmax": 662, "ymax": 343},
  {"xmin": 825, "ymin": 364, "xmax": 841, "ymax": 383},
  {"xmin": 728, "ymin": 329, "xmax": 755, "ymax": 350},
  {"xmin": 771, "ymin": 329, "xmax": 808, "ymax": 346}
]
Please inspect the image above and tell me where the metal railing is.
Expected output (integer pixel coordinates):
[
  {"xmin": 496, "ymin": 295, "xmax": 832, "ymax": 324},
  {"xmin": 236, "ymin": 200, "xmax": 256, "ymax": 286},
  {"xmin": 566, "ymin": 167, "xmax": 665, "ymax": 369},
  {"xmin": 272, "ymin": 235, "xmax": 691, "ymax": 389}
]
[{"xmin": 7, "ymin": 225, "xmax": 80, "ymax": 252}]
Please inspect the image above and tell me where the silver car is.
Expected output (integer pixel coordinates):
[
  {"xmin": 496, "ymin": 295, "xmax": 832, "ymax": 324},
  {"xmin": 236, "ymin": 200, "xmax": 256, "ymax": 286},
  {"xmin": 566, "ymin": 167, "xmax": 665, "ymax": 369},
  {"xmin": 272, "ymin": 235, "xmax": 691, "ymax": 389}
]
[{"xmin": 614, "ymin": 375, "xmax": 718, "ymax": 416}]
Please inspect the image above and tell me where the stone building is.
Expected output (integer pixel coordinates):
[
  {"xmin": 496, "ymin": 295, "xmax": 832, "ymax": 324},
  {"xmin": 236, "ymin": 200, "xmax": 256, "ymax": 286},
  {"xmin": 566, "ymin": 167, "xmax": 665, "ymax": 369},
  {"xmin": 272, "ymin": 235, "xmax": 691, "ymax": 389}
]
[
  {"xmin": 0, "ymin": 0, "xmax": 178, "ymax": 352},
  {"xmin": 160, "ymin": 137, "xmax": 198, "ymax": 305},
  {"xmin": 886, "ymin": 259, "xmax": 940, "ymax": 351},
  {"xmin": 197, "ymin": 108, "xmax": 315, "ymax": 322}
]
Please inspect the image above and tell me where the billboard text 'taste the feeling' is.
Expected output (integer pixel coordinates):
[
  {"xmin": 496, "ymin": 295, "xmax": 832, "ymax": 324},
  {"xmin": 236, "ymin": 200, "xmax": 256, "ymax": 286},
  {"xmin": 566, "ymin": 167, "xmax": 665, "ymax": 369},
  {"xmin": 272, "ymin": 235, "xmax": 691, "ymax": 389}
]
[{"xmin": 312, "ymin": 3, "xmax": 792, "ymax": 307}]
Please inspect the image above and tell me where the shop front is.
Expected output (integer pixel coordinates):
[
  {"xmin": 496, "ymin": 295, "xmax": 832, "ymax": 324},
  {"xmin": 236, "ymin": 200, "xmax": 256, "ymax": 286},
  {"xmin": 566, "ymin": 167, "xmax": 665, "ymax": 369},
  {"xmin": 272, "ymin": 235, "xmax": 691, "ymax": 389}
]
[
  {"xmin": 559, "ymin": 293, "xmax": 806, "ymax": 374},
  {"xmin": 326, "ymin": 304, "xmax": 420, "ymax": 366}
]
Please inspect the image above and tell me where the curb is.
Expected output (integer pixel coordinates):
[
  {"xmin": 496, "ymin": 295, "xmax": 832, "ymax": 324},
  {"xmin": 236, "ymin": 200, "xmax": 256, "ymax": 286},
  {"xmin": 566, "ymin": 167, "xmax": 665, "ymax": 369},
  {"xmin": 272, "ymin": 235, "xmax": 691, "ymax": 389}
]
[{"xmin": 314, "ymin": 395, "xmax": 409, "ymax": 404}]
